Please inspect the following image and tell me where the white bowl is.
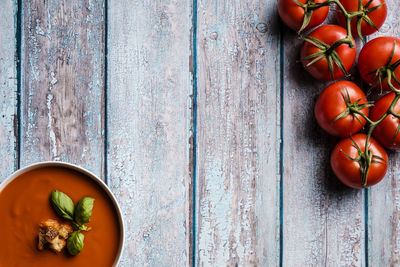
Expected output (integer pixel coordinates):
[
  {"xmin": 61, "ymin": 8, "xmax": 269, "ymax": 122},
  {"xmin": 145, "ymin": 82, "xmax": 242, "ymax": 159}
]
[{"xmin": 0, "ymin": 161, "xmax": 125, "ymax": 266}]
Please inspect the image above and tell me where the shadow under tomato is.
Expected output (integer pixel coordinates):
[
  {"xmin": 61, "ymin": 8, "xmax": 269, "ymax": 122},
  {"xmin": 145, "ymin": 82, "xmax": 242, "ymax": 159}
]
[{"xmin": 281, "ymin": 25, "xmax": 367, "ymax": 197}]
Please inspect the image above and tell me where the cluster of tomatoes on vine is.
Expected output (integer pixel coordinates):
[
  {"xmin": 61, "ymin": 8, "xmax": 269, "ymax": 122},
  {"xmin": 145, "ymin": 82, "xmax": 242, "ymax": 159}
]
[{"xmin": 278, "ymin": 0, "xmax": 400, "ymax": 189}]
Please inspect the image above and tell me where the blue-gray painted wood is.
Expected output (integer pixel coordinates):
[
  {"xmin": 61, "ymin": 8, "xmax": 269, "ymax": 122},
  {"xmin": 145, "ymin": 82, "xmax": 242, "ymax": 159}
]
[
  {"xmin": 19, "ymin": 0, "xmax": 105, "ymax": 177},
  {"xmin": 369, "ymin": 0, "xmax": 400, "ymax": 265},
  {"xmin": 281, "ymin": 16, "xmax": 365, "ymax": 267},
  {"xmin": 0, "ymin": 0, "xmax": 17, "ymax": 180},
  {"xmin": 107, "ymin": 0, "xmax": 193, "ymax": 266},
  {"xmin": 195, "ymin": 0, "xmax": 281, "ymax": 265}
]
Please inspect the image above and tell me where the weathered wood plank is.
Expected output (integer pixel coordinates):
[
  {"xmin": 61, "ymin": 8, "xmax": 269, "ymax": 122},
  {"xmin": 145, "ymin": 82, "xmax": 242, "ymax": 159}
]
[
  {"xmin": 107, "ymin": 1, "xmax": 192, "ymax": 266},
  {"xmin": 282, "ymin": 19, "xmax": 365, "ymax": 267},
  {"xmin": 0, "ymin": 0, "xmax": 17, "ymax": 180},
  {"xmin": 195, "ymin": 1, "xmax": 280, "ymax": 265},
  {"xmin": 20, "ymin": 0, "xmax": 105, "ymax": 177},
  {"xmin": 368, "ymin": 0, "xmax": 400, "ymax": 265}
]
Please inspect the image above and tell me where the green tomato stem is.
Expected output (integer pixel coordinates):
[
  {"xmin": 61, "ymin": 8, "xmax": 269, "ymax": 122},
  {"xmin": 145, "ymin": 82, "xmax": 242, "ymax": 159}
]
[{"xmin": 360, "ymin": 71, "xmax": 400, "ymax": 187}]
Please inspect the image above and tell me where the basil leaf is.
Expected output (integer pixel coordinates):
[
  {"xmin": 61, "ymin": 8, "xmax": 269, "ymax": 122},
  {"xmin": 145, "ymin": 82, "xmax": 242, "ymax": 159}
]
[
  {"xmin": 67, "ymin": 231, "xmax": 84, "ymax": 256},
  {"xmin": 75, "ymin": 197, "xmax": 95, "ymax": 224},
  {"xmin": 50, "ymin": 190, "xmax": 74, "ymax": 221}
]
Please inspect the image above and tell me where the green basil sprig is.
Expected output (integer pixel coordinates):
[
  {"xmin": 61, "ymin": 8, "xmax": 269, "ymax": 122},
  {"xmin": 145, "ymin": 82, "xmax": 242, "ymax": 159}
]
[
  {"xmin": 49, "ymin": 190, "xmax": 95, "ymax": 256},
  {"xmin": 67, "ymin": 231, "xmax": 84, "ymax": 255}
]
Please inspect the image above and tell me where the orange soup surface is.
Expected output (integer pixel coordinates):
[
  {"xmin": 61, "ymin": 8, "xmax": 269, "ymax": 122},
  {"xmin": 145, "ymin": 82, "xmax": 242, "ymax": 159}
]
[{"xmin": 0, "ymin": 167, "xmax": 120, "ymax": 267}]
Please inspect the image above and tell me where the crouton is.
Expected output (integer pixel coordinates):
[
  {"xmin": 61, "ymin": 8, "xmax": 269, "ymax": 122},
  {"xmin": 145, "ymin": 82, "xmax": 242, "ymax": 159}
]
[
  {"xmin": 58, "ymin": 223, "xmax": 73, "ymax": 239},
  {"xmin": 38, "ymin": 219, "xmax": 73, "ymax": 253}
]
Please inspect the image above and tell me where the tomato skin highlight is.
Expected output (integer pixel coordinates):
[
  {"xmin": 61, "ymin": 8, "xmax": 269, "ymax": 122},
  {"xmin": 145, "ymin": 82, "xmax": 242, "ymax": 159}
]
[
  {"xmin": 331, "ymin": 134, "xmax": 388, "ymax": 188},
  {"xmin": 278, "ymin": 0, "xmax": 329, "ymax": 31},
  {"xmin": 315, "ymin": 81, "xmax": 369, "ymax": 137},
  {"xmin": 336, "ymin": 0, "xmax": 387, "ymax": 36},
  {"xmin": 370, "ymin": 92, "xmax": 400, "ymax": 150},
  {"xmin": 358, "ymin": 37, "xmax": 400, "ymax": 91},
  {"xmin": 301, "ymin": 25, "xmax": 356, "ymax": 81}
]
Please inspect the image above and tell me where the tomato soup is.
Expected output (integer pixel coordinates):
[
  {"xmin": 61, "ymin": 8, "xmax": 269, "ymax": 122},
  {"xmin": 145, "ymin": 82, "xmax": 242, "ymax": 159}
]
[{"xmin": 0, "ymin": 166, "xmax": 121, "ymax": 267}]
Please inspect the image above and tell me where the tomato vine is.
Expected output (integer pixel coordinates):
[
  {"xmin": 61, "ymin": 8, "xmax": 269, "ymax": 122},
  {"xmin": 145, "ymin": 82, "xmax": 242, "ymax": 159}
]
[{"xmin": 280, "ymin": 0, "xmax": 397, "ymax": 188}]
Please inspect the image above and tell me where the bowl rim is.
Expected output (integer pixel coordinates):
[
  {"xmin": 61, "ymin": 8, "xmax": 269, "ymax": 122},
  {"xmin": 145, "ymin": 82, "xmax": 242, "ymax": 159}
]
[{"xmin": 0, "ymin": 161, "xmax": 125, "ymax": 266}]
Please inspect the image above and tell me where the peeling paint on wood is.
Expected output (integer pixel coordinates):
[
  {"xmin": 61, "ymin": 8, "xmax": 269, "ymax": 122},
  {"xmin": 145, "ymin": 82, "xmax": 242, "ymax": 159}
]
[
  {"xmin": 281, "ymin": 19, "xmax": 365, "ymax": 267},
  {"xmin": 195, "ymin": 0, "xmax": 280, "ymax": 266},
  {"xmin": 369, "ymin": 1, "xmax": 400, "ymax": 265},
  {"xmin": 107, "ymin": 0, "xmax": 193, "ymax": 266},
  {"xmin": 19, "ymin": 0, "xmax": 105, "ymax": 177},
  {"xmin": 0, "ymin": 0, "xmax": 17, "ymax": 180}
]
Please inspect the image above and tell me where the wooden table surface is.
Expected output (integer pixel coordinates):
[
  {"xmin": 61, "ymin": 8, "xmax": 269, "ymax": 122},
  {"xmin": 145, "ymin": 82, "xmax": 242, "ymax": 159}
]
[{"xmin": 1, "ymin": 0, "xmax": 400, "ymax": 266}]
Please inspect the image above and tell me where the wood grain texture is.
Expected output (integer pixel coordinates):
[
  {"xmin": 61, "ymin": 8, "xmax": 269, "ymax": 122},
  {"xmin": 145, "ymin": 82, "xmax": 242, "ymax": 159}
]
[
  {"xmin": 281, "ymin": 19, "xmax": 365, "ymax": 266},
  {"xmin": 107, "ymin": 1, "xmax": 193, "ymax": 266},
  {"xmin": 368, "ymin": 1, "xmax": 400, "ymax": 265},
  {"xmin": 0, "ymin": 0, "xmax": 17, "ymax": 180},
  {"xmin": 20, "ymin": 0, "xmax": 105, "ymax": 176},
  {"xmin": 195, "ymin": 1, "xmax": 280, "ymax": 265}
]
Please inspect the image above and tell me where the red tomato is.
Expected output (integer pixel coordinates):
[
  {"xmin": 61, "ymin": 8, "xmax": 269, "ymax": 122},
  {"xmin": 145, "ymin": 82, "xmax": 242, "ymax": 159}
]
[
  {"xmin": 358, "ymin": 37, "xmax": 400, "ymax": 91},
  {"xmin": 278, "ymin": 0, "xmax": 329, "ymax": 32},
  {"xmin": 315, "ymin": 81, "xmax": 369, "ymax": 137},
  {"xmin": 301, "ymin": 25, "xmax": 356, "ymax": 81},
  {"xmin": 331, "ymin": 134, "xmax": 388, "ymax": 188},
  {"xmin": 371, "ymin": 92, "xmax": 400, "ymax": 150},
  {"xmin": 336, "ymin": 0, "xmax": 387, "ymax": 37}
]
